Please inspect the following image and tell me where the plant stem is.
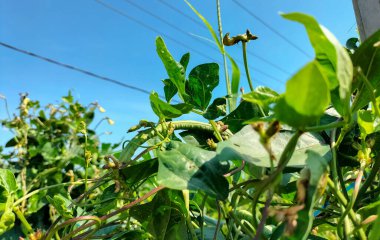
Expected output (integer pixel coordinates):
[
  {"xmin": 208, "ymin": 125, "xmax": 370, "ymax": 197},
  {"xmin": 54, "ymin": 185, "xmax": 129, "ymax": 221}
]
[
  {"xmin": 355, "ymin": 153, "xmax": 380, "ymax": 206},
  {"xmin": 216, "ymin": 0, "xmax": 231, "ymax": 112},
  {"xmin": 327, "ymin": 177, "xmax": 367, "ymax": 240},
  {"xmin": 13, "ymin": 206, "xmax": 33, "ymax": 234},
  {"xmin": 303, "ymin": 120, "xmax": 346, "ymax": 132},
  {"xmin": 13, "ymin": 181, "xmax": 86, "ymax": 207},
  {"xmin": 242, "ymin": 41, "xmax": 254, "ymax": 91}
]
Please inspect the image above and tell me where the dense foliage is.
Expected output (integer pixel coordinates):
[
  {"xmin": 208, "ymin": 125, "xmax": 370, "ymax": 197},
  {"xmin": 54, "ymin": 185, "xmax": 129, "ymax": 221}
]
[{"xmin": 1, "ymin": 5, "xmax": 380, "ymax": 240}]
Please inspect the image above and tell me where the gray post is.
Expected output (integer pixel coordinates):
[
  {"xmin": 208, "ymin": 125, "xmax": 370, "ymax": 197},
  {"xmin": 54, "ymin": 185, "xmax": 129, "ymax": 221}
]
[{"xmin": 352, "ymin": 0, "xmax": 380, "ymax": 41}]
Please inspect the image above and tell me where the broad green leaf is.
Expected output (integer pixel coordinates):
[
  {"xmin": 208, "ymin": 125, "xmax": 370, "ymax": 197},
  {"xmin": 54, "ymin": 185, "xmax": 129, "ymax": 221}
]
[
  {"xmin": 130, "ymin": 189, "xmax": 188, "ymax": 240},
  {"xmin": 120, "ymin": 158, "xmax": 158, "ymax": 184},
  {"xmin": 186, "ymin": 63, "xmax": 219, "ymax": 110},
  {"xmin": 228, "ymin": 55, "xmax": 241, "ymax": 111},
  {"xmin": 203, "ymin": 98, "xmax": 226, "ymax": 120},
  {"xmin": 216, "ymin": 125, "xmax": 331, "ymax": 168},
  {"xmin": 96, "ymin": 184, "xmax": 120, "ymax": 215},
  {"xmin": 179, "ymin": 130, "xmax": 215, "ymax": 148},
  {"xmin": 157, "ymin": 141, "xmax": 229, "ymax": 200},
  {"xmin": 0, "ymin": 169, "xmax": 17, "ymax": 194},
  {"xmin": 184, "ymin": 0, "xmax": 223, "ymax": 53},
  {"xmin": 284, "ymin": 61, "xmax": 330, "ymax": 117},
  {"xmin": 282, "ymin": 12, "xmax": 352, "ymax": 117},
  {"xmin": 0, "ymin": 197, "xmax": 15, "ymax": 236},
  {"xmin": 242, "ymin": 86, "xmax": 280, "ymax": 108},
  {"xmin": 221, "ymin": 101, "xmax": 263, "ymax": 133},
  {"xmin": 357, "ymin": 110, "xmax": 379, "ymax": 137},
  {"xmin": 46, "ymin": 194, "xmax": 73, "ymax": 219},
  {"xmin": 180, "ymin": 52, "xmax": 190, "ymax": 71},
  {"xmin": 163, "ymin": 79, "xmax": 178, "ymax": 103},
  {"xmin": 291, "ymin": 151, "xmax": 329, "ymax": 239},
  {"xmin": 156, "ymin": 37, "xmax": 188, "ymax": 100},
  {"xmin": 351, "ymin": 30, "xmax": 380, "ymax": 112},
  {"xmin": 275, "ymin": 96, "xmax": 320, "ymax": 128},
  {"xmin": 150, "ymin": 92, "xmax": 193, "ymax": 119}
]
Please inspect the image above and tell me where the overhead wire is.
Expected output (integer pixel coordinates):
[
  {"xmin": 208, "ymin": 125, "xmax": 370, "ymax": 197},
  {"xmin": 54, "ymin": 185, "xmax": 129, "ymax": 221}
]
[
  {"xmin": 95, "ymin": 0, "xmax": 273, "ymax": 87},
  {"xmin": 231, "ymin": 0, "xmax": 312, "ymax": 58},
  {"xmin": 0, "ymin": 41, "xmax": 169, "ymax": 99},
  {"xmin": 123, "ymin": 0, "xmax": 284, "ymax": 83},
  {"xmin": 157, "ymin": 0, "xmax": 292, "ymax": 76}
]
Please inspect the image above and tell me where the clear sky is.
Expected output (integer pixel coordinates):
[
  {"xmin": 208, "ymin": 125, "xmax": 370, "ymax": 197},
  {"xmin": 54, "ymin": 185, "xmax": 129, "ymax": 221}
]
[{"xmin": 0, "ymin": 0, "xmax": 357, "ymax": 145}]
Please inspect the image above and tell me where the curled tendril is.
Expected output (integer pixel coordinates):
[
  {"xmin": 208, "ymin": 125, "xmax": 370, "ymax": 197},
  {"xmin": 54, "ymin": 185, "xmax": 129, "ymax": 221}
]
[{"xmin": 223, "ymin": 29, "xmax": 258, "ymax": 46}]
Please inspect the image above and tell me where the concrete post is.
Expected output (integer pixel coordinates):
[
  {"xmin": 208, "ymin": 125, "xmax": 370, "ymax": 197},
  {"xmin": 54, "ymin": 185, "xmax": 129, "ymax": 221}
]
[{"xmin": 352, "ymin": 0, "xmax": 380, "ymax": 41}]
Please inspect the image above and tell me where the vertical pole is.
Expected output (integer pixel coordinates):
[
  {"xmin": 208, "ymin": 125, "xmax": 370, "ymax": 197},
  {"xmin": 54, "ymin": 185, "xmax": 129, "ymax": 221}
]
[{"xmin": 352, "ymin": 0, "xmax": 380, "ymax": 41}]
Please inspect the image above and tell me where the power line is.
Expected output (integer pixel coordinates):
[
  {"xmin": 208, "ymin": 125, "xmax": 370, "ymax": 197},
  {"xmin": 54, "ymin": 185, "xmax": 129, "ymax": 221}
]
[
  {"xmin": 95, "ymin": 0, "xmax": 273, "ymax": 87},
  {"xmin": 116, "ymin": 0, "xmax": 284, "ymax": 83},
  {"xmin": 157, "ymin": 0, "xmax": 205, "ymax": 29},
  {"xmin": 0, "ymin": 41, "xmax": 165, "ymax": 98},
  {"xmin": 158, "ymin": 0, "xmax": 292, "ymax": 76},
  {"xmin": 232, "ymin": 0, "xmax": 312, "ymax": 58},
  {"xmin": 95, "ymin": 0, "xmax": 217, "ymax": 64}
]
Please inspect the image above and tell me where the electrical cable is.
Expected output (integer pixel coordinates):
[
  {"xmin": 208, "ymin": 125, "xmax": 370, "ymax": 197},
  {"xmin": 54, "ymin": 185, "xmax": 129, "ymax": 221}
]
[{"xmin": 232, "ymin": 0, "xmax": 312, "ymax": 58}]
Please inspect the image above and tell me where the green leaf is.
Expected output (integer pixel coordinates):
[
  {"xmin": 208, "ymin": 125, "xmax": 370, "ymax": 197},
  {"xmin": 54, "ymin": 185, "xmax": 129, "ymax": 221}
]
[
  {"xmin": 120, "ymin": 158, "xmax": 158, "ymax": 184},
  {"xmin": 351, "ymin": 30, "xmax": 380, "ymax": 112},
  {"xmin": 163, "ymin": 79, "xmax": 178, "ymax": 103},
  {"xmin": 216, "ymin": 125, "xmax": 331, "ymax": 168},
  {"xmin": 0, "ymin": 198, "xmax": 15, "ymax": 236},
  {"xmin": 46, "ymin": 194, "xmax": 73, "ymax": 219},
  {"xmin": 282, "ymin": 12, "xmax": 352, "ymax": 117},
  {"xmin": 291, "ymin": 151, "xmax": 329, "ymax": 239},
  {"xmin": 150, "ymin": 92, "xmax": 193, "ymax": 119},
  {"xmin": 284, "ymin": 61, "xmax": 330, "ymax": 117},
  {"xmin": 357, "ymin": 110, "xmax": 378, "ymax": 137},
  {"xmin": 130, "ymin": 189, "xmax": 188, "ymax": 240},
  {"xmin": 186, "ymin": 63, "xmax": 219, "ymax": 110},
  {"xmin": 157, "ymin": 141, "xmax": 229, "ymax": 200},
  {"xmin": 203, "ymin": 98, "xmax": 226, "ymax": 120},
  {"xmin": 0, "ymin": 169, "xmax": 17, "ymax": 194},
  {"xmin": 242, "ymin": 86, "xmax": 280, "ymax": 108},
  {"xmin": 180, "ymin": 52, "xmax": 190, "ymax": 71},
  {"xmin": 274, "ymin": 96, "xmax": 318, "ymax": 128},
  {"xmin": 156, "ymin": 37, "xmax": 188, "ymax": 100},
  {"xmin": 4, "ymin": 138, "xmax": 17, "ymax": 148},
  {"xmin": 221, "ymin": 101, "xmax": 263, "ymax": 132},
  {"xmin": 228, "ymin": 55, "xmax": 241, "ymax": 111}
]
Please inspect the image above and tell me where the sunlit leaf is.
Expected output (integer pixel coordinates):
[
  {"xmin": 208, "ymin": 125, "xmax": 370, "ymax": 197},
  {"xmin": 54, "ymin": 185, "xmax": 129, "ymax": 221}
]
[{"xmin": 150, "ymin": 92, "xmax": 193, "ymax": 119}]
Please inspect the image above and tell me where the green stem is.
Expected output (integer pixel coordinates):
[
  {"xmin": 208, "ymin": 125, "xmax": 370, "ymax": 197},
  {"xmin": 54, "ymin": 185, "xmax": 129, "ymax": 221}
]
[
  {"xmin": 303, "ymin": 120, "xmax": 346, "ymax": 132},
  {"xmin": 216, "ymin": 0, "xmax": 231, "ymax": 112},
  {"xmin": 358, "ymin": 69, "xmax": 380, "ymax": 118},
  {"xmin": 210, "ymin": 120, "xmax": 223, "ymax": 142},
  {"xmin": 242, "ymin": 41, "xmax": 254, "ymax": 91},
  {"xmin": 13, "ymin": 181, "xmax": 86, "ymax": 207},
  {"xmin": 229, "ymin": 211, "xmax": 255, "ymax": 238},
  {"xmin": 327, "ymin": 177, "xmax": 367, "ymax": 240},
  {"xmin": 355, "ymin": 153, "xmax": 380, "ymax": 207},
  {"xmin": 84, "ymin": 134, "xmax": 89, "ymax": 192},
  {"xmin": 13, "ymin": 206, "xmax": 33, "ymax": 234}
]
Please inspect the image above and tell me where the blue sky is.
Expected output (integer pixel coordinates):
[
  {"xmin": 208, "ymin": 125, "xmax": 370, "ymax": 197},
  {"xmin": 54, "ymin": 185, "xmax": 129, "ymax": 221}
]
[{"xmin": 0, "ymin": 0, "xmax": 357, "ymax": 144}]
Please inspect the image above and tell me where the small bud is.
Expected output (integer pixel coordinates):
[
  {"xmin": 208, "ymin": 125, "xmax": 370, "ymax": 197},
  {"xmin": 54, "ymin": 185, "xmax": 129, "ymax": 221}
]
[
  {"xmin": 107, "ymin": 118, "xmax": 115, "ymax": 125},
  {"xmin": 207, "ymin": 139, "xmax": 217, "ymax": 150},
  {"xmin": 265, "ymin": 120, "xmax": 280, "ymax": 138},
  {"xmin": 98, "ymin": 105, "xmax": 106, "ymax": 112}
]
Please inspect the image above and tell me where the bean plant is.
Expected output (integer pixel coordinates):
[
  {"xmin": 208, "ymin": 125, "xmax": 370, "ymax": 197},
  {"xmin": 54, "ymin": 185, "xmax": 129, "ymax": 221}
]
[{"xmin": 1, "ymin": 3, "xmax": 380, "ymax": 240}]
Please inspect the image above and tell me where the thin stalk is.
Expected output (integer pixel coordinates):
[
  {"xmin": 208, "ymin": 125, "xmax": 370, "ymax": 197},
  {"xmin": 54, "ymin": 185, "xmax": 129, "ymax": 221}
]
[
  {"xmin": 229, "ymin": 211, "xmax": 256, "ymax": 238},
  {"xmin": 216, "ymin": 0, "xmax": 231, "ymax": 111},
  {"xmin": 304, "ymin": 120, "xmax": 346, "ymax": 132},
  {"xmin": 13, "ymin": 206, "xmax": 33, "ymax": 234},
  {"xmin": 210, "ymin": 120, "xmax": 223, "ymax": 142},
  {"xmin": 327, "ymin": 177, "xmax": 367, "ymax": 240},
  {"xmin": 242, "ymin": 42, "xmax": 254, "ymax": 91},
  {"xmin": 213, "ymin": 200, "xmax": 221, "ymax": 240},
  {"xmin": 358, "ymin": 69, "xmax": 380, "ymax": 117},
  {"xmin": 13, "ymin": 181, "xmax": 86, "ymax": 207},
  {"xmin": 355, "ymin": 153, "xmax": 380, "ymax": 206}
]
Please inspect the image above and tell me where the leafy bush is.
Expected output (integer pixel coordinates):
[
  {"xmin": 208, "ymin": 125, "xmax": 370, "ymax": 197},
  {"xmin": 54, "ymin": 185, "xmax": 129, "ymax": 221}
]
[{"xmin": 1, "ymin": 6, "xmax": 380, "ymax": 240}]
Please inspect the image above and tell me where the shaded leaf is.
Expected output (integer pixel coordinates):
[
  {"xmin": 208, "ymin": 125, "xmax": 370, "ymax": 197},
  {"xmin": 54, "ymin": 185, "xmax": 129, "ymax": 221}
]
[
  {"xmin": 203, "ymin": 98, "xmax": 226, "ymax": 120},
  {"xmin": 0, "ymin": 169, "xmax": 17, "ymax": 194},
  {"xmin": 186, "ymin": 63, "xmax": 219, "ymax": 110},
  {"xmin": 351, "ymin": 30, "xmax": 380, "ymax": 112},
  {"xmin": 180, "ymin": 52, "xmax": 190, "ymax": 71},
  {"xmin": 163, "ymin": 79, "xmax": 178, "ymax": 103},
  {"xmin": 242, "ymin": 86, "xmax": 280, "ymax": 108},
  {"xmin": 346, "ymin": 37, "xmax": 359, "ymax": 50},
  {"xmin": 157, "ymin": 141, "xmax": 229, "ymax": 200},
  {"xmin": 221, "ymin": 101, "xmax": 263, "ymax": 133},
  {"xmin": 120, "ymin": 158, "xmax": 158, "ymax": 184},
  {"xmin": 228, "ymin": 55, "xmax": 240, "ymax": 111},
  {"xmin": 46, "ymin": 194, "xmax": 73, "ymax": 219}
]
